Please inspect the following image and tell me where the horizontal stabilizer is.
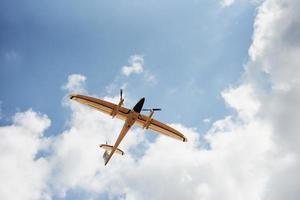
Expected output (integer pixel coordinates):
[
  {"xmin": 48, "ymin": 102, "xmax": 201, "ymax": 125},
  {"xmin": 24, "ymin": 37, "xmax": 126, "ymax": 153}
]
[{"xmin": 99, "ymin": 144, "xmax": 124, "ymax": 155}]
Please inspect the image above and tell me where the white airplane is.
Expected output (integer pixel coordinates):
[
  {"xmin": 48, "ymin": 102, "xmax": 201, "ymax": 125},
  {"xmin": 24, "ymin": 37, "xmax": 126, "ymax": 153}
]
[{"xmin": 70, "ymin": 90, "xmax": 187, "ymax": 165}]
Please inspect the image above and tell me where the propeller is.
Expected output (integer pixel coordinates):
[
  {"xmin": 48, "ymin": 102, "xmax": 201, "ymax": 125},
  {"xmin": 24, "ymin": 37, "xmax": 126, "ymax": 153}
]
[
  {"xmin": 120, "ymin": 89, "xmax": 123, "ymax": 101},
  {"xmin": 142, "ymin": 108, "xmax": 162, "ymax": 111}
]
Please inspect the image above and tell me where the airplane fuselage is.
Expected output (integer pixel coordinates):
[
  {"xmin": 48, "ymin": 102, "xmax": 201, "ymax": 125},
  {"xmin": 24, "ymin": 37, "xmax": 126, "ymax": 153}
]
[{"xmin": 104, "ymin": 98, "xmax": 145, "ymax": 165}]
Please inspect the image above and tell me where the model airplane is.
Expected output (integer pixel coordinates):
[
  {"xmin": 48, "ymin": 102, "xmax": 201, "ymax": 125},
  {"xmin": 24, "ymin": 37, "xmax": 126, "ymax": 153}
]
[{"xmin": 69, "ymin": 90, "xmax": 187, "ymax": 165}]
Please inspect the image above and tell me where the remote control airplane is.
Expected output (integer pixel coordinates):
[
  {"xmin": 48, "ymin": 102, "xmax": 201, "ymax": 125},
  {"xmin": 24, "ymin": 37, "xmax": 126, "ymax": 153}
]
[{"xmin": 69, "ymin": 90, "xmax": 187, "ymax": 165}]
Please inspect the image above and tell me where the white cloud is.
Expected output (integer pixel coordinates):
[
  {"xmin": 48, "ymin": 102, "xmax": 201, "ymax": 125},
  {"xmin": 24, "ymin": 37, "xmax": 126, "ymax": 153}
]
[
  {"xmin": 246, "ymin": 1, "xmax": 300, "ymax": 198},
  {"xmin": 121, "ymin": 55, "xmax": 144, "ymax": 76},
  {"xmin": 48, "ymin": 101, "xmax": 126, "ymax": 196},
  {"xmin": 121, "ymin": 55, "xmax": 157, "ymax": 85},
  {"xmin": 222, "ymin": 84, "xmax": 260, "ymax": 120},
  {"xmin": 62, "ymin": 74, "xmax": 87, "ymax": 93},
  {"xmin": 203, "ymin": 118, "xmax": 211, "ymax": 123},
  {"xmin": 0, "ymin": 84, "xmax": 274, "ymax": 200},
  {"xmin": 221, "ymin": 0, "xmax": 236, "ymax": 7},
  {"xmin": 249, "ymin": 0, "xmax": 300, "ymax": 91},
  {"xmin": 220, "ymin": 0, "xmax": 263, "ymax": 7},
  {"xmin": 0, "ymin": 110, "xmax": 51, "ymax": 200},
  {"xmin": 42, "ymin": 65, "xmax": 279, "ymax": 200},
  {"xmin": 215, "ymin": 0, "xmax": 300, "ymax": 199}
]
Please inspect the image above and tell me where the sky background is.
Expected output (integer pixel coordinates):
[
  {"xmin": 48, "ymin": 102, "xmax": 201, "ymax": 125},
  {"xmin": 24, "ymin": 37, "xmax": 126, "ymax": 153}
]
[
  {"xmin": 1, "ymin": 0, "xmax": 300, "ymax": 200},
  {"xmin": 0, "ymin": 0, "xmax": 254, "ymax": 134}
]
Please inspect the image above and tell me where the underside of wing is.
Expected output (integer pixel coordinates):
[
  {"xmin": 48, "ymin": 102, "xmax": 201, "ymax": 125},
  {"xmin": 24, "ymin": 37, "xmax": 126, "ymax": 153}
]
[
  {"xmin": 69, "ymin": 94, "xmax": 130, "ymax": 120},
  {"xmin": 136, "ymin": 114, "xmax": 187, "ymax": 142}
]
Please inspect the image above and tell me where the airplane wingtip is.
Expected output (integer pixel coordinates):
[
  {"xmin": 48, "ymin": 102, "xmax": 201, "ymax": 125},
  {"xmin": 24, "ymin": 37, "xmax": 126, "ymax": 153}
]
[{"xmin": 69, "ymin": 93, "xmax": 77, "ymax": 99}]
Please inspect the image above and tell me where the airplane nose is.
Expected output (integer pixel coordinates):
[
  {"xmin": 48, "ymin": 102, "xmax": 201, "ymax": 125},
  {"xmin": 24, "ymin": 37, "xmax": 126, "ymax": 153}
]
[{"xmin": 133, "ymin": 97, "xmax": 145, "ymax": 113}]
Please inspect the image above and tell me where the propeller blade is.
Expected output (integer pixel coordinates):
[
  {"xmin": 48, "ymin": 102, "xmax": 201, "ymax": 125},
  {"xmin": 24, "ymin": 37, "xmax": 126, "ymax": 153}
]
[
  {"xmin": 120, "ymin": 89, "xmax": 123, "ymax": 100},
  {"xmin": 142, "ymin": 108, "xmax": 161, "ymax": 111},
  {"xmin": 152, "ymin": 108, "xmax": 161, "ymax": 111}
]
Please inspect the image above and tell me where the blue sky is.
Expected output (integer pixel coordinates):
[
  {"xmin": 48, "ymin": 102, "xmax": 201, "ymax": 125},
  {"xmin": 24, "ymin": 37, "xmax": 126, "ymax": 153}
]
[
  {"xmin": 0, "ymin": 0, "xmax": 254, "ymax": 134},
  {"xmin": 4, "ymin": 0, "xmax": 300, "ymax": 199}
]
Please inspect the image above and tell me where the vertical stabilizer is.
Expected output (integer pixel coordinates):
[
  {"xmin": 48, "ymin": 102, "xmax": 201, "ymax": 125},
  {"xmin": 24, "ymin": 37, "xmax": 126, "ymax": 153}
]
[{"xmin": 103, "ymin": 150, "xmax": 110, "ymax": 164}]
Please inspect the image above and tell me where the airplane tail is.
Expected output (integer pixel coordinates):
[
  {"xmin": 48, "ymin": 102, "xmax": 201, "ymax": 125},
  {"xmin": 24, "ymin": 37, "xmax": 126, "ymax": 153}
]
[
  {"xmin": 102, "ymin": 150, "xmax": 110, "ymax": 164},
  {"xmin": 99, "ymin": 144, "xmax": 124, "ymax": 165}
]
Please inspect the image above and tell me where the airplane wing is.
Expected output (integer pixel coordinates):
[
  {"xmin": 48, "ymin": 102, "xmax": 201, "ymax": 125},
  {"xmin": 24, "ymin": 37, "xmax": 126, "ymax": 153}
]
[
  {"xmin": 135, "ymin": 114, "xmax": 187, "ymax": 142},
  {"xmin": 70, "ymin": 94, "xmax": 187, "ymax": 142},
  {"xmin": 69, "ymin": 94, "xmax": 129, "ymax": 120}
]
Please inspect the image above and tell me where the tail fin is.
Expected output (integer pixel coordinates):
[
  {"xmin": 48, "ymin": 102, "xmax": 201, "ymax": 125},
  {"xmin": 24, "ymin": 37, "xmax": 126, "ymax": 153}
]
[
  {"xmin": 103, "ymin": 150, "xmax": 110, "ymax": 164},
  {"xmin": 99, "ymin": 144, "xmax": 124, "ymax": 165}
]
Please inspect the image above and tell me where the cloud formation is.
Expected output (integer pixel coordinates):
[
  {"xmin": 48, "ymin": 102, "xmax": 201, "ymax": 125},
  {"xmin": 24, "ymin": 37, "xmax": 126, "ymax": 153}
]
[
  {"xmin": 61, "ymin": 0, "xmax": 300, "ymax": 198},
  {"xmin": 121, "ymin": 55, "xmax": 144, "ymax": 76},
  {"xmin": 62, "ymin": 74, "xmax": 87, "ymax": 93},
  {"xmin": 0, "ymin": 110, "xmax": 51, "ymax": 200},
  {"xmin": 247, "ymin": 0, "xmax": 300, "ymax": 198},
  {"xmin": 221, "ymin": 0, "xmax": 236, "ymax": 7}
]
